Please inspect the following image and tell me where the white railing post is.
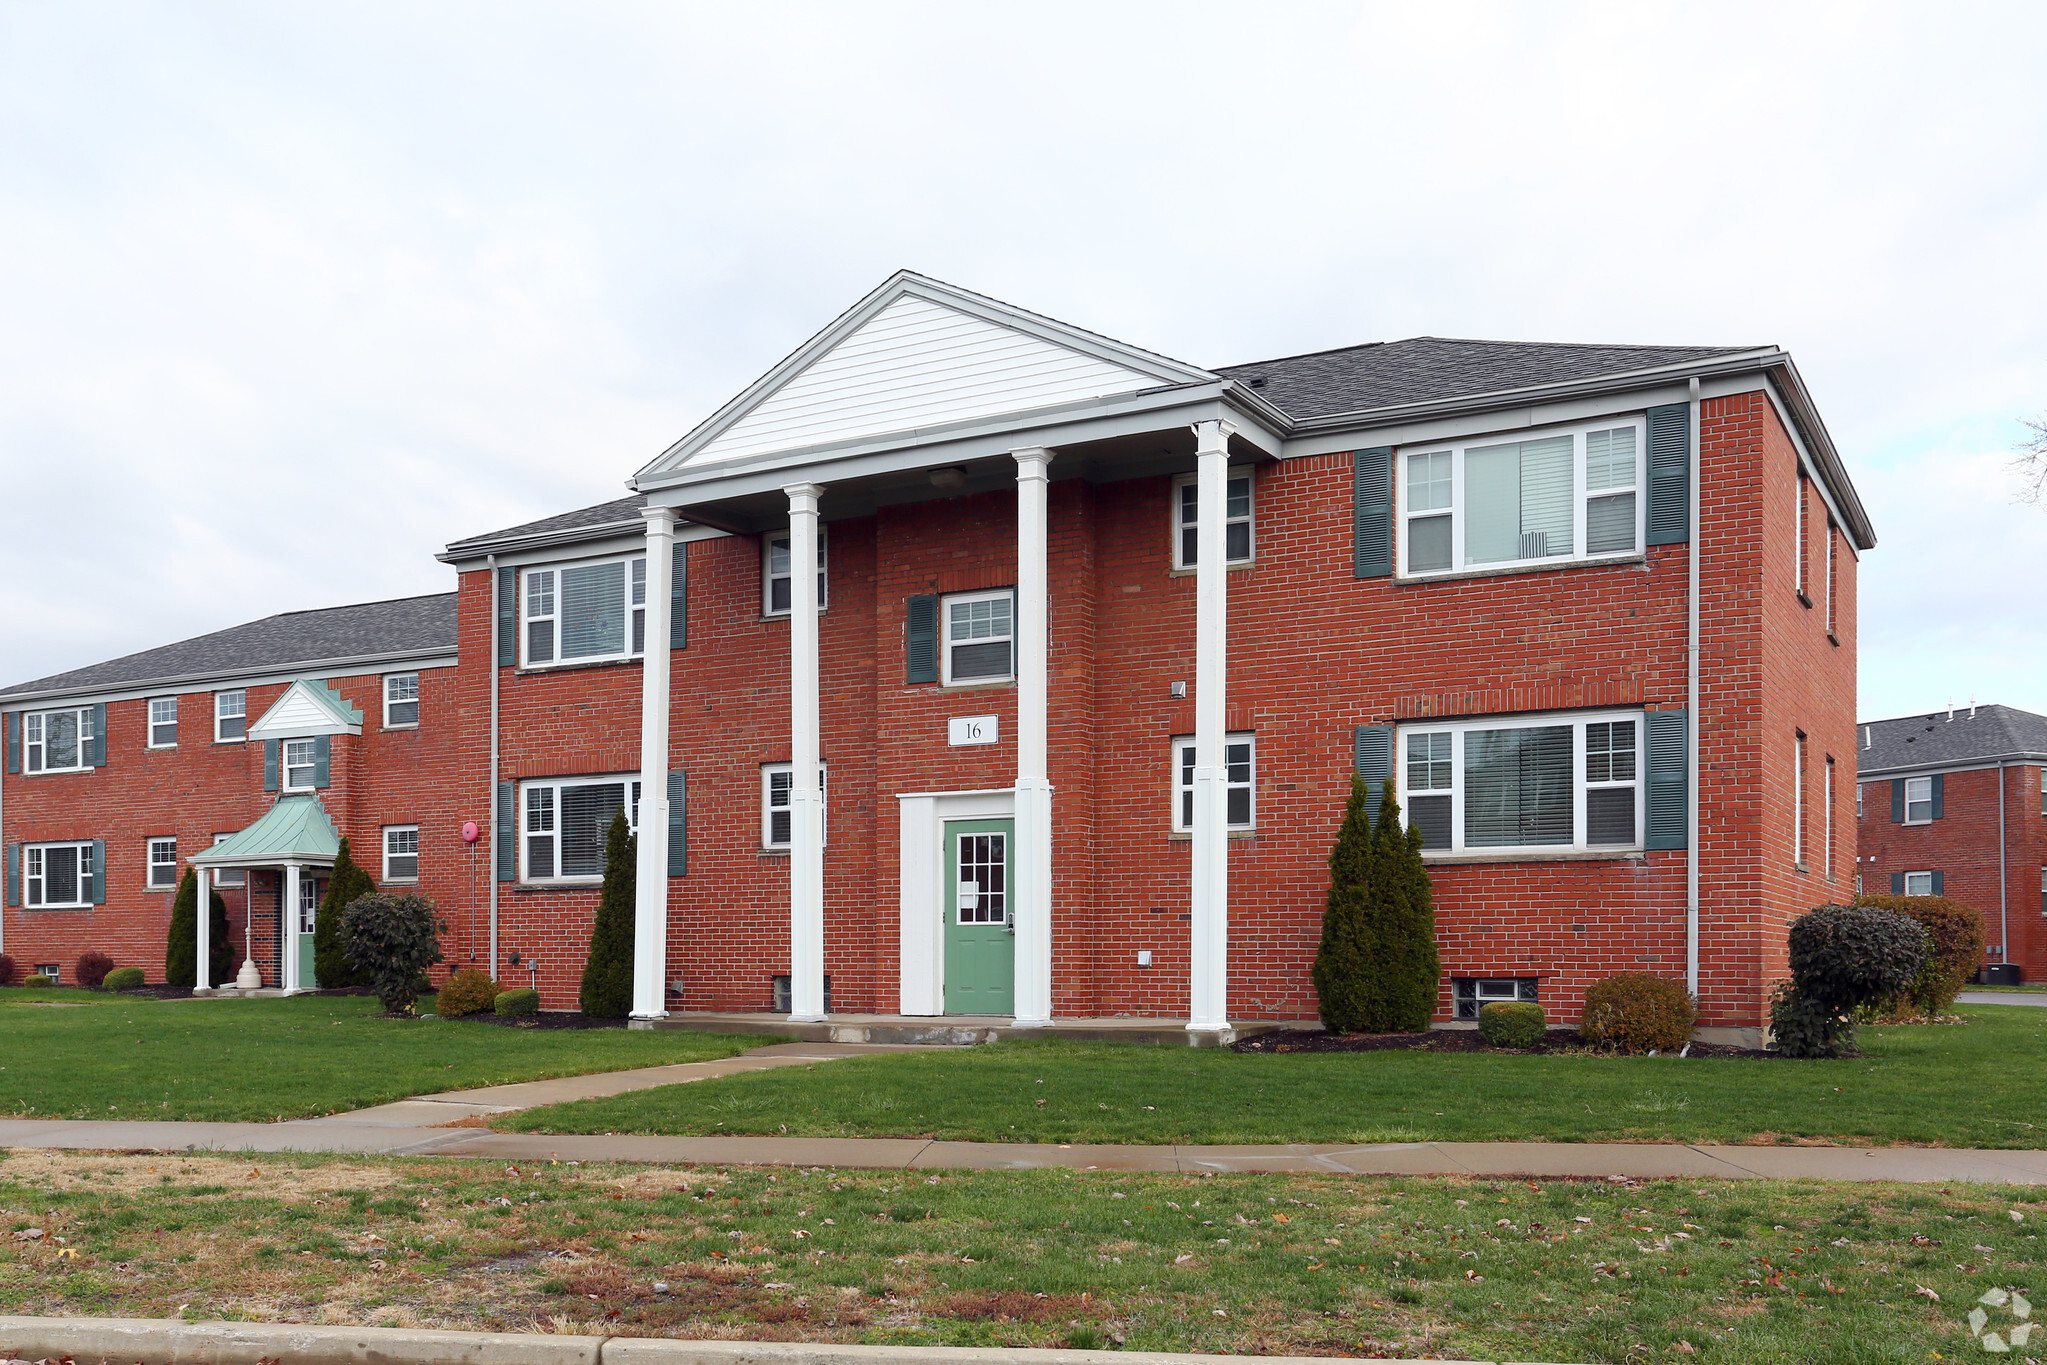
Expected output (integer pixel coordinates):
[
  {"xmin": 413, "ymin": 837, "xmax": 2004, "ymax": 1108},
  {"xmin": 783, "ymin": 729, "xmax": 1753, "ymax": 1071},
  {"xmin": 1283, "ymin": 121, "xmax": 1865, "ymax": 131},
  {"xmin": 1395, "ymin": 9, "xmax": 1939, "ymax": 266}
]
[
  {"xmin": 1012, "ymin": 447, "xmax": 1055, "ymax": 1026},
  {"xmin": 1188, "ymin": 419, "xmax": 1235, "ymax": 1032},
  {"xmin": 633, "ymin": 506, "xmax": 677, "ymax": 1020},
  {"xmin": 785, "ymin": 483, "xmax": 827, "ymax": 1022}
]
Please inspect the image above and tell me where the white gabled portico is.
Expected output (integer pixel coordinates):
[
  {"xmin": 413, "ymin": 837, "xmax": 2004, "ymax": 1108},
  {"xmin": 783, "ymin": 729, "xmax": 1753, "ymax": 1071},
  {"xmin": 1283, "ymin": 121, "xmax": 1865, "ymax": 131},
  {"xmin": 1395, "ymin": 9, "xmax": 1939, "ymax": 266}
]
[{"xmin": 628, "ymin": 271, "xmax": 1284, "ymax": 1031}]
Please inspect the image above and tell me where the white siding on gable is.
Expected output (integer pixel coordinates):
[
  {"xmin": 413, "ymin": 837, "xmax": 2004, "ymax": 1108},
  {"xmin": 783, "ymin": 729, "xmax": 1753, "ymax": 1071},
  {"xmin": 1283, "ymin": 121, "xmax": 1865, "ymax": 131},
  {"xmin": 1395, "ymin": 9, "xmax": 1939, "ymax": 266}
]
[
  {"xmin": 691, "ymin": 295, "xmax": 1163, "ymax": 466},
  {"xmin": 248, "ymin": 684, "xmax": 357, "ymax": 738}
]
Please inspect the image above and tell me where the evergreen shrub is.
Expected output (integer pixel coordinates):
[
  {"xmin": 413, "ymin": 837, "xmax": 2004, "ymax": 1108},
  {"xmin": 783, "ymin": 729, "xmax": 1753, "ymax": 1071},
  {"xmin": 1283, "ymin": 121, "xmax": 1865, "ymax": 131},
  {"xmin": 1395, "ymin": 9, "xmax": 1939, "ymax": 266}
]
[
  {"xmin": 23, "ymin": 974, "xmax": 52, "ymax": 988},
  {"xmin": 494, "ymin": 987, "xmax": 540, "ymax": 1018},
  {"xmin": 338, "ymin": 892, "xmax": 445, "ymax": 1014},
  {"xmin": 1313, "ymin": 777, "xmax": 1439, "ymax": 1034},
  {"xmin": 437, "ymin": 968, "xmax": 504, "ymax": 1018},
  {"xmin": 163, "ymin": 870, "xmax": 233, "ymax": 989},
  {"xmin": 103, "ymin": 967, "xmax": 146, "ymax": 991},
  {"xmin": 580, "ymin": 812, "xmax": 636, "ymax": 1019},
  {"xmin": 1856, "ymin": 893, "xmax": 1985, "ymax": 1015},
  {"xmin": 1478, "ymin": 1000, "xmax": 1546, "ymax": 1048},
  {"xmin": 314, "ymin": 838, "xmax": 377, "ymax": 989},
  {"xmin": 1774, "ymin": 903, "xmax": 1928, "ymax": 1058},
  {"xmin": 75, "ymin": 951, "xmax": 115, "ymax": 989},
  {"xmin": 1580, "ymin": 973, "xmax": 1697, "ymax": 1052}
]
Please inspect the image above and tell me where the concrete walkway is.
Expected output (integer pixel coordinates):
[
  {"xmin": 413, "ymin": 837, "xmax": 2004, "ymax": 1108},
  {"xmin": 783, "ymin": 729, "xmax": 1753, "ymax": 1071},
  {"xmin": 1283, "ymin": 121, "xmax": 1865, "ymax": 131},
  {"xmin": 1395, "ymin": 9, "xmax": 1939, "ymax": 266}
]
[{"xmin": 1959, "ymin": 990, "xmax": 2047, "ymax": 1008}]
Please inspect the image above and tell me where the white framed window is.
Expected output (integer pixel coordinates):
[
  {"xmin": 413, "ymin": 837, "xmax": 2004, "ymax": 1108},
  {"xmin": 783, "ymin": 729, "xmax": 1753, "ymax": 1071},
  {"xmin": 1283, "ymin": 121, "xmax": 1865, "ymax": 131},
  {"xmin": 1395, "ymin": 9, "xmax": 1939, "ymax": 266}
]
[
  {"xmin": 942, "ymin": 590, "xmax": 1014, "ymax": 685},
  {"xmin": 1795, "ymin": 475, "xmax": 1809, "ymax": 597},
  {"xmin": 761, "ymin": 763, "xmax": 828, "ymax": 849},
  {"xmin": 1399, "ymin": 416, "xmax": 1645, "ymax": 577},
  {"xmin": 282, "ymin": 738, "xmax": 317, "ymax": 791},
  {"xmin": 1794, "ymin": 732, "xmax": 1808, "ymax": 867},
  {"xmin": 1453, "ymin": 977, "xmax": 1539, "ymax": 1021},
  {"xmin": 1856, "ymin": 782, "xmax": 1864, "ymax": 819},
  {"xmin": 148, "ymin": 697, "xmax": 178, "ymax": 748},
  {"xmin": 147, "ymin": 837, "xmax": 178, "ymax": 889},
  {"xmin": 1398, "ymin": 710, "xmax": 1643, "ymax": 854},
  {"xmin": 384, "ymin": 673, "xmax": 420, "ymax": 728},
  {"xmin": 1171, "ymin": 470, "xmax": 1254, "ymax": 569},
  {"xmin": 522, "ymin": 555, "xmax": 647, "ymax": 667},
  {"xmin": 34, "ymin": 964, "xmax": 61, "ymax": 983},
  {"xmin": 383, "ymin": 825, "xmax": 419, "ymax": 881},
  {"xmin": 1903, "ymin": 870, "xmax": 1934, "ymax": 897},
  {"xmin": 25, "ymin": 842, "xmax": 95, "ymax": 908},
  {"xmin": 1171, "ymin": 734, "xmax": 1255, "ymax": 831},
  {"xmin": 763, "ymin": 528, "xmax": 828, "ymax": 616},
  {"xmin": 1825, "ymin": 523, "xmax": 1838, "ymax": 633},
  {"xmin": 1904, "ymin": 775, "xmax": 1934, "ymax": 825},
  {"xmin": 214, "ymin": 690, "xmax": 247, "ymax": 742},
  {"xmin": 24, "ymin": 707, "xmax": 94, "ymax": 774},
  {"xmin": 1824, "ymin": 756, "xmax": 1836, "ymax": 879},
  {"xmin": 522, "ymin": 775, "xmax": 640, "ymax": 881},
  {"xmin": 211, "ymin": 833, "xmax": 244, "ymax": 887}
]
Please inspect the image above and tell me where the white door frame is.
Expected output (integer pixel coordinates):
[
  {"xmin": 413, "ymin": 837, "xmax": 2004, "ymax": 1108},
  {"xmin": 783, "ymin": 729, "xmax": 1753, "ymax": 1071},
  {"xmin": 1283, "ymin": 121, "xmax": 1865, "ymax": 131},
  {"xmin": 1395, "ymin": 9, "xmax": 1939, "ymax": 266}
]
[{"xmin": 897, "ymin": 787, "xmax": 1014, "ymax": 1016}]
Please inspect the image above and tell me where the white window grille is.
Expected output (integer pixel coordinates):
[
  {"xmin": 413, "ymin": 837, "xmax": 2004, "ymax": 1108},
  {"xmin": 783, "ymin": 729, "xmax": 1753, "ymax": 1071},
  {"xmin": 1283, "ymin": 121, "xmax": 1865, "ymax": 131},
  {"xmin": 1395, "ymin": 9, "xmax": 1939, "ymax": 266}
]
[
  {"xmin": 215, "ymin": 690, "xmax": 246, "ymax": 742},
  {"xmin": 522, "ymin": 776, "xmax": 640, "ymax": 880},
  {"xmin": 1171, "ymin": 471, "xmax": 1254, "ymax": 568},
  {"xmin": 383, "ymin": 826, "xmax": 419, "ymax": 881},
  {"xmin": 761, "ymin": 763, "xmax": 827, "ymax": 849},
  {"xmin": 763, "ymin": 529, "xmax": 827, "ymax": 616},
  {"xmin": 24, "ymin": 707, "xmax": 93, "ymax": 774},
  {"xmin": 522, "ymin": 556, "xmax": 646, "ymax": 666},
  {"xmin": 148, "ymin": 697, "xmax": 178, "ymax": 748},
  {"xmin": 1398, "ymin": 711, "xmax": 1644, "ymax": 854},
  {"xmin": 942, "ymin": 590, "xmax": 1014, "ymax": 684},
  {"xmin": 384, "ymin": 673, "xmax": 420, "ymax": 727},
  {"xmin": 148, "ymin": 837, "xmax": 178, "ymax": 889},
  {"xmin": 1172, "ymin": 734, "xmax": 1255, "ymax": 831},
  {"xmin": 26, "ymin": 842, "xmax": 95, "ymax": 908}
]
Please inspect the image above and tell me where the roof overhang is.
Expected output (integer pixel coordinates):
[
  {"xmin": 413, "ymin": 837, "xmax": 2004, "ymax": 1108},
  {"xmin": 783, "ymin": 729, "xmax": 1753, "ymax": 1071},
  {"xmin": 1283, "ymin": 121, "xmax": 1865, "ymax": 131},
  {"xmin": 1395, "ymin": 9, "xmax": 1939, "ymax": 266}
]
[
  {"xmin": 1856, "ymin": 752, "xmax": 2047, "ymax": 780},
  {"xmin": 190, "ymin": 794, "xmax": 341, "ymax": 867},
  {"xmin": 0, "ymin": 649, "xmax": 455, "ymax": 711}
]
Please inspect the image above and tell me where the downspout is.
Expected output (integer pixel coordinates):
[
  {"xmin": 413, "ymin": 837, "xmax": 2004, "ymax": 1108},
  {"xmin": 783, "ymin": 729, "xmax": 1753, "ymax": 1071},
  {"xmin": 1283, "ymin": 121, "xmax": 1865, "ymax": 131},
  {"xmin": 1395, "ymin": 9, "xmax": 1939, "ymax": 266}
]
[
  {"xmin": 1998, "ymin": 759, "xmax": 2009, "ymax": 963},
  {"xmin": 488, "ymin": 553, "xmax": 501, "ymax": 981},
  {"xmin": 1687, "ymin": 376, "xmax": 1701, "ymax": 998}
]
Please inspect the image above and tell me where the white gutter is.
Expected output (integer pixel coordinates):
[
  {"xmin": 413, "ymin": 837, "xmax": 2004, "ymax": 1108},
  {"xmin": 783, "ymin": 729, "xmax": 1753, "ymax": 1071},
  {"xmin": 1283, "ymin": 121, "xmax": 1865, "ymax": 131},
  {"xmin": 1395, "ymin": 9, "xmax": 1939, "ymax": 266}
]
[
  {"xmin": 488, "ymin": 554, "xmax": 502, "ymax": 981},
  {"xmin": 1998, "ymin": 760, "xmax": 2009, "ymax": 962},
  {"xmin": 1687, "ymin": 376, "xmax": 1702, "ymax": 998}
]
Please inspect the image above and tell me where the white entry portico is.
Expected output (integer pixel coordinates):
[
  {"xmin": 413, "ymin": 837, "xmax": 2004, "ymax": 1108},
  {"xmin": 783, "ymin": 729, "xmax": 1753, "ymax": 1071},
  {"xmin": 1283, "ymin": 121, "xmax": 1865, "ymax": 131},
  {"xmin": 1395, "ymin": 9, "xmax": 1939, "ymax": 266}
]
[{"xmin": 625, "ymin": 271, "xmax": 1283, "ymax": 1033}]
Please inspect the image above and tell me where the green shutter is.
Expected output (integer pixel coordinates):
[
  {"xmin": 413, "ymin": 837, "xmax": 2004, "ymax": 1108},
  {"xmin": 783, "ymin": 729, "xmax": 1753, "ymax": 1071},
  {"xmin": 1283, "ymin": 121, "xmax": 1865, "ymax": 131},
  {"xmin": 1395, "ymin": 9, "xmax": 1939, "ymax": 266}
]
[
  {"xmin": 1646, "ymin": 403, "xmax": 1690, "ymax": 545},
  {"xmin": 1645, "ymin": 709, "xmax": 1689, "ymax": 849},
  {"xmin": 1354, "ymin": 724, "xmax": 1393, "ymax": 823},
  {"xmin": 1353, "ymin": 447, "xmax": 1393, "ymax": 578},
  {"xmin": 312, "ymin": 734, "xmax": 331, "ymax": 788},
  {"xmin": 670, "ymin": 544, "xmax": 688, "ymax": 650},
  {"xmin": 4, "ymin": 713, "xmax": 17, "ymax": 774},
  {"xmin": 1931, "ymin": 869, "xmax": 1945, "ymax": 895},
  {"xmin": 496, "ymin": 780, "xmax": 515, "ymax": 883},
  {"xmin": 90, "ymin": 840, "xmax": 106, "ymax": 905},
  {"xmin": 4, "ymin": 844, "xmax": 17, "ymax": 907},
  {"xmin": 496, "ymin": 566, "xmax": 518, "ymax": 667},
  {"xmin": 667, "ymin": 771, "xmax": 688, "ymax": 877},
  {"xmin": 1891, "ymin": 871, "xmax": 1904, "ymax": 895},
  {"xmin": 263, "ymin": 740, "xmax": 279, "ymax": 792},
  {"xmin": 906, "ymin": 595, "xmax": 939, "ymax": 684},
  {"xmin": 90, "ymin": 702, "xmax": 107, "ymax": 767},
  {"xmin": 1930, "ymin": 773, "xmax": 1944, "ymax": 820}
]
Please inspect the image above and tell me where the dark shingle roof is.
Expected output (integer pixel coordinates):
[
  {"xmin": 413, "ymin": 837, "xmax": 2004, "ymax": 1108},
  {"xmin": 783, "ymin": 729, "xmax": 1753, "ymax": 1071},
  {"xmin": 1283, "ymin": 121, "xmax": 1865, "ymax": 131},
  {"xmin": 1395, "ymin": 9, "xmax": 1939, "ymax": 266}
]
[
  {"xmin": 441, "ymin": 495, "xmax": 647, "ymax": 560},
  {"xmin": 0, "ymin": 594, "xmax": 458, "ymax": 702},
  {"xmin": 1215, "ymin": 337, "xmax": 1761, "ymax": 421},
  {"xmin": 1857, "ymin": 705, "xmax": 2047, "ymax": 777}
]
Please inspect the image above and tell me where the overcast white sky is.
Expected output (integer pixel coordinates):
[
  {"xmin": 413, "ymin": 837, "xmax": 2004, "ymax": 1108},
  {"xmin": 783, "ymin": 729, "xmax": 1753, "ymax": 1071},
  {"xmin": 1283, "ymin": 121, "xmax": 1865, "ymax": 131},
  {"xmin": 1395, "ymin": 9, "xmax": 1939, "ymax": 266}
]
[{"xmin": 3, "ymin": 1, "xmax": 2043, "ymax": 721}]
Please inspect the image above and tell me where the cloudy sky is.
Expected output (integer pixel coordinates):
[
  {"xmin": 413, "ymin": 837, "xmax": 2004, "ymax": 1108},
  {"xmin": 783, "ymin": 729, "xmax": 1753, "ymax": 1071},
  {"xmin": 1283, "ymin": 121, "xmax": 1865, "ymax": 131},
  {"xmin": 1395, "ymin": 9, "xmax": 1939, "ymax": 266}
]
[{"xmin": 3, "ymin": 1, "xmax": 2042, "ymax": 720}]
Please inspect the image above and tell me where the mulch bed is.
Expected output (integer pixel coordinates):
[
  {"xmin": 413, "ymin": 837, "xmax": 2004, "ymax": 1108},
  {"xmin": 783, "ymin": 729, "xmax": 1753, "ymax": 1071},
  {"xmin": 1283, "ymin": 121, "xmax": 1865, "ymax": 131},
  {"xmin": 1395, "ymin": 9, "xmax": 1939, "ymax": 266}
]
[{"xmin": 1233, "ymin": 1025, "xmax": 1771, "ymax": 1060}]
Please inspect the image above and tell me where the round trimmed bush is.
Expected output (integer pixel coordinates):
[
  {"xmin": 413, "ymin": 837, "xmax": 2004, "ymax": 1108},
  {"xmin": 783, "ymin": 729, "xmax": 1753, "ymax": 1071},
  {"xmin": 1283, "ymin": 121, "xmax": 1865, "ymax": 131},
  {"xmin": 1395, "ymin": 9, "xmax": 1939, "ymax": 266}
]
[
  {"xmin": 23, "ymin": 974, "xmax": 53, "ymax": 988},
  {"xmin": 437, "ymin": 968, "xmax": 504, "ymax": 1018},
  {"xmin": 494, "ymin": 986, "xmax": 540, "ymax": 1018},
  {"xmin": 1775, "ymin": 903, "xmax": 1929, "ymax": 1058},
  {"xmin": 0, "ymin": 955, "xmax": 17, "ymax": 987},
  {"xmin": 1478, "ymin": 1000, "xmax": 1546, "ymax": 1048},
  {"xmin": 1856, "ymin": 893, "xmax": 1985, "ymax": 1015},
  {"xmin": 102, "ymin": 966, "xmax": 146, "ymax": 992},
  {"xmin": 1580, "ymin": 973, "xmax": 1697, "ymax": 1052},
  {"xmin": 75, "ymin": 950, "xmax": 115, "ymax": 990}
]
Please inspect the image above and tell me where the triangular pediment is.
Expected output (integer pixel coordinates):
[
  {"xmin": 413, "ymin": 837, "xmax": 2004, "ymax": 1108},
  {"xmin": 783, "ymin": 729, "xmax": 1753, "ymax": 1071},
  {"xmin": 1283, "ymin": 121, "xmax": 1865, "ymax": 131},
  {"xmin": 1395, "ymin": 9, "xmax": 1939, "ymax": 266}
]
[
  {"xmin": 640, "ymin": 272, "xmax": 1213, "ymax": 479},
  {"xmin": 247, "ymin": 679, "xmax": 362, "ymax": 739}
]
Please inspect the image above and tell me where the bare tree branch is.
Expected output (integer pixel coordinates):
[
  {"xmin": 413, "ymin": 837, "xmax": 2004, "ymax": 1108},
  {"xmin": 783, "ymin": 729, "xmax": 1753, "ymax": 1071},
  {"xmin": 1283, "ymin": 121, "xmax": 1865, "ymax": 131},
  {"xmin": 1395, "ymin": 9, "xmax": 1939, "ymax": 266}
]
[{"xmin": 2015, "ymin": 416, "xmax": 2047, "ymax": 505}]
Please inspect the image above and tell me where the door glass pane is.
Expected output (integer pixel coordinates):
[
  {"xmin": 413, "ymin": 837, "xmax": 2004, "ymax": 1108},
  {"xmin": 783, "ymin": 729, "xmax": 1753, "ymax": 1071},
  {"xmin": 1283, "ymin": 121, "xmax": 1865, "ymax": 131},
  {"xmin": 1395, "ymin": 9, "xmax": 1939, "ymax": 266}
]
[
  {"xmin": 1464, "ymin": 725, "xmax": 1573, "ymax": 846},
  {"xmin": 559, "ymin": 562, "xmax": 626, "ymax": 658},
  {"xmin": 957, "ymin": 833, "xmax": 1007, "ymax": 924}
]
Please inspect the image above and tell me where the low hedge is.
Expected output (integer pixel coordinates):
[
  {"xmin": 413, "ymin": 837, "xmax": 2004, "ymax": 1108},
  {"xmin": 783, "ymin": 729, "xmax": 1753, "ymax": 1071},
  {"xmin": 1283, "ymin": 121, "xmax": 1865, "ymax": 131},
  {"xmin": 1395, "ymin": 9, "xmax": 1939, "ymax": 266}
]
[
  {"xmin": 494, "ymin": 987, "xmax": 541, "ymax": 1018},
  {"xmin": 436, "ymin": 968, "xmax": 504, "ymax": 1018},
  {"xmin": 1856, "ymin": 893, "xmax": 1985, "ymax": 1015},
  {"xmin": 22, "ymin": 974, "xmax": 53, "ymax": 988},
  {"xmin": 1478, "ymin": 1000, "xmax": 1546, "ymax": 1048},
  {"xmin": 102, "ymin": 966, "xmax": 146, "ymax": 992},
  {"xmin": 1580, "ymin": 973, "xmax": 1696, "ymax": 1052}
]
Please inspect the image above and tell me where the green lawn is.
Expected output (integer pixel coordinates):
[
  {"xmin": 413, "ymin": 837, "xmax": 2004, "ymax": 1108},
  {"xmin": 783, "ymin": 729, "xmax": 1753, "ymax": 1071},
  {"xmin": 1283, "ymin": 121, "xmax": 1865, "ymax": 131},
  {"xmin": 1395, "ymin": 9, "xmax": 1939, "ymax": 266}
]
[
  {"xmin": 1, "ymin": 1149, "xmax": 2035, "ymax": 1363},
  {"xmin": 504, "ymin": 1005, "xmax": 2047, "ymax": 1148},
  {"xmin": 0, "ymin": 992, "xmax": 761, "ymax": 1122}
]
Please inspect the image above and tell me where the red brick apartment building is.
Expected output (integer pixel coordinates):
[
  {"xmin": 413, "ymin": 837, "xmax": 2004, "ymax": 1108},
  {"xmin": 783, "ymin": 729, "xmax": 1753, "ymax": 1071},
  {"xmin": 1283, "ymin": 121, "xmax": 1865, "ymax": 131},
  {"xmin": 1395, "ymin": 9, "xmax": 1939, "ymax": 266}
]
[
  {"xmin": 1, "ymin": 272, "xmax": 1875, "ymax": 1043},
  {"xmin": 1855, "ymin": 704, "xmax": 2047, "ymax": 982}
]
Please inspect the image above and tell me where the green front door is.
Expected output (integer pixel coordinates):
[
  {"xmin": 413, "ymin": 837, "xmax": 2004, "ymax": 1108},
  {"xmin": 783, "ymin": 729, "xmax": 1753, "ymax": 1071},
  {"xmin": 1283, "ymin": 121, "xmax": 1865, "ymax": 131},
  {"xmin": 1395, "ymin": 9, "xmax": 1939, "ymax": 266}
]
[
  {"xmin": 296, "ymin": 876, "xmax": 320, "ymax": 988},
  {"xmin": 942, "ymin": 819, "xmax": 1015, "ymax": 1015}
]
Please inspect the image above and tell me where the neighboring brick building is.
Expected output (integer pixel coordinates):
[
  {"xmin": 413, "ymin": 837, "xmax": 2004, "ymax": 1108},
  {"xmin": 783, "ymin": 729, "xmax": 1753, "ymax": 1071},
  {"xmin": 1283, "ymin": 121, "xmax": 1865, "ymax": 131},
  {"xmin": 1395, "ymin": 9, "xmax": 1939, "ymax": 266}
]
[
  {"xmin": 1855, "ymin": 704, "xmax": 2047, "ymax": 982},
  {"xmin": 2, "ymin": 271, "xmax": 1876, "ymax": 1041}
]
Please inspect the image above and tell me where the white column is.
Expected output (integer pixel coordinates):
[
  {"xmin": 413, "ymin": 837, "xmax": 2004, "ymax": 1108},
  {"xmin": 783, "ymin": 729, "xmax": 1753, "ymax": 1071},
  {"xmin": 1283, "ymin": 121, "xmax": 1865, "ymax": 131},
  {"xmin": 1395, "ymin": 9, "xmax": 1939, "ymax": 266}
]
[
  {"xmin": 785, "ymin": 483, "xmax": 827, "ymax": 1022},
  {"xmin": 194, "ymin": 866, "xmax": 212, "ymax": 993},
  {"xmin": 633, "ymin": 506, "xmax": 677, "ymax": 1020},
  {"xmin": 1188, "ymin": 419, "xmax": 1235, "ymax": 1031},
  {"xmin": 1012, "ymin": 448, "xmax": 1055, "ymax": 1026},
  {"xmin": 282, "ymin": 863, "xmax": 301, "ymax": 993}
]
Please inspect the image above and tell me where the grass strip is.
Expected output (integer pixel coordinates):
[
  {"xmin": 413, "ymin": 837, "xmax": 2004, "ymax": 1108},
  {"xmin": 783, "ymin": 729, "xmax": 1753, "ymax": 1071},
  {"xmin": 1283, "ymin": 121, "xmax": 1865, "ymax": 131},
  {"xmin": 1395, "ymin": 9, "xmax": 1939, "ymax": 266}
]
[
  {"xmin": 0, "ymin": 1149, "xmax": 2035, "ymax": 1363},
  {"xmin": 0, "ymin": 993, "xmax": 762, "ymax": 1122},
  {"xmin": 502, "ymin": 1006, "xmax": 2047, "ymax": 1148}
]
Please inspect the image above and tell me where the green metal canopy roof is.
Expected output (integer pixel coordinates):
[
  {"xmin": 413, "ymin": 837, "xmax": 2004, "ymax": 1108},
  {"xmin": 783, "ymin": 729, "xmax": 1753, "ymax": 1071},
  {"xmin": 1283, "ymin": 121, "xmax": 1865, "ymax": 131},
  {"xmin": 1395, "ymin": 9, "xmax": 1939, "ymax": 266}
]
[{"xmin": 190, "ymin": 795, "xmax": 341, "ymax": 866}]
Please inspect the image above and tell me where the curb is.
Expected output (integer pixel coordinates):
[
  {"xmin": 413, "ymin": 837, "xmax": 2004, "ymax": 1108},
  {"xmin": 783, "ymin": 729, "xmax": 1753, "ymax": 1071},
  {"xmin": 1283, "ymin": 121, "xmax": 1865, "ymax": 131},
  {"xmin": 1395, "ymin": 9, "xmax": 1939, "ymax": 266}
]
[{"xmin": 0, "ymin": 1316, "xmax": 1570, "ymax": 1365}]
